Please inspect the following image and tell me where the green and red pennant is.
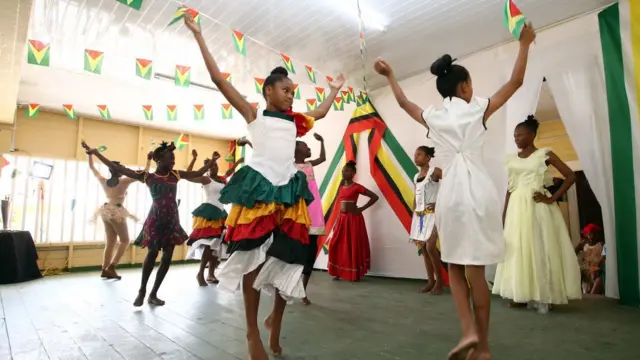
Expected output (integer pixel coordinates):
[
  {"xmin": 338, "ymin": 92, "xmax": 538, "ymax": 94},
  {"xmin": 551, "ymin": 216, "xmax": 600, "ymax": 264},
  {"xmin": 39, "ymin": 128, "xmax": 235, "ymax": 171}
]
[
  {"xmin": 27, "ymin": 40, "xmax": 50, "ymax": 67},
  {"xmin": 341, "ymin": 90, "xmax": 350, "ymax": 104},
  {"xmin": 305, "ymin": 65, "xmax": 316, "ymax": 84},
  {"xmin": 116, "ymin": 0, "xmax": 143, "ymax": 11},
  {"xmin": 348, "ymin": 86, "xmax": 355, "ymax": 102},
  {"xmin": 356, "ymin": 95, "xmax": 364, "ymax": 107},
  {"xmin": 166, "ymin": 105, "xmax": 178, "ymax": 121},
  {"xmin": 292, "ymin": 84, "xmax": 301, "ymax": 100},
  {"xmin": 254, "ymin": 78, "xmax": 265, "ymax": 94},
  {"xmin": 221, "ymin": 104, "xmax": 233, "ymax": 119},
  {"xmin": 220, "ymin": 72, "xmax": 232, "ymax": 84},
  {"xmin": 97, "ymin": 105, "xmax": 111, "ymax": 120},
  {"xmin": 168, "ymin": 5, "xmax": 200, "ymax": 27},
  {"xmin": 280, "ymin": 53, "xmax": 296, "ymax": 74},
  {"xmin": 333, "ymin": 97, "xmax": 344, "ymax": 111},
  {"xmin": 63, "ymin": 104, "xmax": 77, "ymax": 119},
  {"xmin": 142, "ymin": 105, "xmax": 153, "ymax": 120},
  {"xmin": 175, "ymin": 134, "xmax": 189, "ymax": 150},
  {"xmin": 306, "ymin": 99, "xmax": 317, "ymax": 111},
  {"xmin": 504, "ymin": 0, "xmax": 526, "ymax": 40},
  {"xmin": 25, "ymin": 104, "xmax": 40, "ymax": 118},
  {"xmin": 175, "ymin": 65, "xmax": 191, "ymax": 87},
  {"xmin": 135, "ymin": 58, "xmax": 153, "ymax": 79},
  {"xmin": 232, "ymin": 29, "xmax": 246, "ymax": 56},
  {"xmin": 315, "ymin": 87, "xmax": 326, "ymax": 102},
  {"xmin": 84, "ymin": 49, "xmax": 104, "ymax": 74},
  {"xmin": 326, "ymin": 75, "xmax": 334, "ymax": 86},
  {"xmin": 193, "ymin": 104, "xmax": 205, "ymax": 120}
]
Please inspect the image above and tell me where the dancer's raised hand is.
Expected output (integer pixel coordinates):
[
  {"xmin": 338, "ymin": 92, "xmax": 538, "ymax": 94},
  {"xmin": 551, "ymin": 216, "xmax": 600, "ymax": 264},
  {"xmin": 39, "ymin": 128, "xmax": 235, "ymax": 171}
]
[
  {"xmin": 374, "ymin": 58, "xmax": 393, "ymax": 77},
  {"xmin": 313, "ymin": 133, "xmax": 324, "ymax": 142},
  {"xmin": 192, "ymin": 149, "xmax": 198, "ymax": 158},
  {"xmin": 330, "ymin": 73, "xmax": 346, "ymax": 91},
  {"xmin": 211, "ymin": 151, "xmax": 221, "ymax": 161},
  {"xmin": 184, "ymin": 14, "xmax": 200, "ymax": 34},
  {"xmin": 519, "ymin": 23, "xmax": 536, "ymax": 45}
]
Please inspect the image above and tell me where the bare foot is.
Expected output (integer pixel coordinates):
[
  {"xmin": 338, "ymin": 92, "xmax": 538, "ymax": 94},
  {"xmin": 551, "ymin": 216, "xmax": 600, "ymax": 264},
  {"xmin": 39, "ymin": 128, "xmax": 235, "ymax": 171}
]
[
  {"xmin": 429, "ymin": 282, "xmax": 444, "ymax": 295},
  {"xmin": 417, "ymin": 281, "xmax": 435, "ymax": 293},
  {"xmin": 469, "ymin": 349, "xmax": 491, "ymax": 360},
  {"xmin": 247, "ymin": 330, "xmax": 269, "ymax": 360},
  {"xmin": 147, "ymin": 295, "xmax": 165, "ymax": 306},
  {"xmin": 197, "ymin": 273, "xmax": 208, "ymax": 286},
  {"xmin": 302, "ymin": 297, "xmax": 311, "ymax": 306},
  {"xmin": 133, "ymin": 291, "xmax": 145, "ymax": 307},
  {"xmin": 448, "ymin": 335, "xmax": 479, "ymax": 360},
  {"xmin": 263, "ymin": 315, "xmax": 283, "ymax": 356}
]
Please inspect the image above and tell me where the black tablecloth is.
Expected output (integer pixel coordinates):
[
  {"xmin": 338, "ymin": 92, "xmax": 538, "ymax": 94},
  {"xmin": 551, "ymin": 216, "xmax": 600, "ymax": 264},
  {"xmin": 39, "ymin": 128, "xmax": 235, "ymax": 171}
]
[{"xmin": 0, "ymin": 231, "xmax": 42, "ymax": 284}]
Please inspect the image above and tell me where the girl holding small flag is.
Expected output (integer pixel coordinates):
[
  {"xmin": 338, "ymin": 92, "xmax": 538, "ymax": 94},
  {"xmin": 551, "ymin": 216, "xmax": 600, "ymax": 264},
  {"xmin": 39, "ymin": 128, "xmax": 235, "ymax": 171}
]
[{"xmin": 185, "ymin": 14, "xmax": 344, "ymax": 360}]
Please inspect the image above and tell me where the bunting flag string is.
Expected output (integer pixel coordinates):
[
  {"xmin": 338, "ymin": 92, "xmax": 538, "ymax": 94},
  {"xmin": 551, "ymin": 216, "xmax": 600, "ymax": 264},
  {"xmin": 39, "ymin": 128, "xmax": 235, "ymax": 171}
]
[
  {"xmin": 97, "ymin": 105, "xmax": 111, "ymax": 120},
  {"xmin": 356, "ymin": 0, "xmax": 369, "ymax": 94},
  {"xmin": 136, "ymin": 58, "xmax": 153, "ymax": 79},
  {"xmin": 142, "ymin": 105, "xmax": 153, "ymax": 120},
  {"xmin": 26, "ymin": 104, "xmax": 40, "ymax": 118},
  {"xmin": 193, "ymin": 104, "xmax": 205, "ymax": 120}
]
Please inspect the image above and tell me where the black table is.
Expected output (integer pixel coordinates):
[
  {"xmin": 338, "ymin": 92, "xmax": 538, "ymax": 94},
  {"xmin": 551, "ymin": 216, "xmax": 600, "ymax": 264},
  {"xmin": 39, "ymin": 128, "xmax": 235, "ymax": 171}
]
[{"xmin": 0, "ymin": 231, "xmax": 42, "ymax": 284}]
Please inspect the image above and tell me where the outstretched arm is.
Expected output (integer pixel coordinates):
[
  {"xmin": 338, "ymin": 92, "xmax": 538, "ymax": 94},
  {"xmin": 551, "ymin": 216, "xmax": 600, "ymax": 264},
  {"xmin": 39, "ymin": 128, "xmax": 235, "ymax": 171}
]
[
  {"xmin": 309, "ymin": 133, "xmax": 326, "ymax": 166},
  {"xmin": 184, "ymin": 15, "xmax": 255, "ymax": 123},
  {"xmin": 305, "ymin": 74, "xmax": 345, "ymax": 120},
  {"xmin": 186, "ymin": 149, "xmax": 198, "ymax": 172},
  {"xmin": 485, "ymin": 24, "xmax": 536, "ymax": 122},
  {"xmin": 82, "ymin": 142, "xmax": 143, "ymax": 181},
  {"xmin": 237, "ymin": 138, "xmax": 253, "ymax": 148},
  {"xmin": 87, "ymin": 154, "xmax": 104, "ymax": 180},
  {"xmin": 357, "ymin": 188, "xmax": 379, "ymax": 214},
  {"xmin": 179, "ymin": 152, "xmax": 219, "ymax": 180},
  {"xmin": 374, "ymin": 59, "xmax": 426, "ymax": 128}
]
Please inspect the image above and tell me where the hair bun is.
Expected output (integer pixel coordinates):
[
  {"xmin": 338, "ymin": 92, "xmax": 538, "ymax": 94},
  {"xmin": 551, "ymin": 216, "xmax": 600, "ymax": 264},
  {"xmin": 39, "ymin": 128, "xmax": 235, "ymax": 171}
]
[
  {"xmin": 270, "ymin": 66, "xmax": 288, "ymax": 77},
  {"xmin": 347, "ymin": 160, "xmax": 357, "ymax": 166},
  {"xmin": 525, "ymin": 114, "xmax": 539, "ymax": 125},
  {"xmin": 430, "ymin": 54, "xmax": 454, "ymax": 77}
]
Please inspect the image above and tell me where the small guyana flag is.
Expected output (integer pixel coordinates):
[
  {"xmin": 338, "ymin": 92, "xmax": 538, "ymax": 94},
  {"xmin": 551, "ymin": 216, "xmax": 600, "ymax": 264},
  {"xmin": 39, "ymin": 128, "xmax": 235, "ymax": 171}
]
[
  {"xmin": 232, "ymin": 29, "xmax": 246, "ymax": 56},
  {"xmin": 175, "ymin": 65, "xmax": 191, "ymax": 87},
  {"xmin": 193, "ymin": 104, "xmax": 205, "ymax": 120},
  {"xmin": 305, "ymin": 65, "xmax": 316, "ymax": 84},
  {"xmin": 292, "ymin": 84, "xmax": 301, "ymax": 100},
  {"xmin": 348, "ymin": 86, "xmax": 355, "ymax": 102},
  {"xmin": 279, "ymin": 53, "xmax": 296, "ymax": 74},
  {"xmin": 504, "ymin": 0, "xmax": 526, "ymax": 40},
  {"xmin": 254, "ymin": 78, "xmax": 265, "ymax": 94},
  {"xmin": 250, "ymin": 102, "xmax": 260, "ymax": 111},
  {"xmin": 135, "ymin": 58, "xmax": 153, "ymax": 79},
  {"xmin": 305, "ymin": 99, "xmax": 317, "ymax": 111},
  {"xmin": 97, "ymin": 105, "xmax": 111, "ymax": 120},
  {"xmin": 84, "ymin": 49, "xmax": 104, "ymax": 74},
  {"xmin": 166, "ymin": 105, "xmax": 178, "ymax": 121},
  {"xmin": 142, "ymin": 105, "xmax": 153, "ymax": 120},
  {"xmin": 341, "ymin": 90, "xmax": 350, "ymax": 104},
  {"xmin": 97, "ymin": 145, "xmax": 108, "ymax": 152},
  {"xmin": 326, "ymin": 75, "xmax": 334, "ymax": 86},
  {"xmin": 116, "ymin": 0, "xmax": 143, "ymax": 11},
  {"xmin": 360, "ymin": 91, "xmax": 369, "ymax": 104},
  {"xmin": 25, "ymin": 104, "xmax": 40, "ymax": 118},
  {"xmin": 27, "ymin": 40, "xmax": 50, "ymax": 66},
  {"xmin": 322, "ymin": 241, "xmax": 329, "ymax": 255},
  {"xmin": 315, "ymin": 87, "xmax": 326, "ymax": 102},
  {"xmin": 175, "ymin": 134, "xmax": 189, "ymax": 150},
  {"xmin": 168, "ymin": 5, "xmax": 200, "ymax": 27},
  {"xmin": 220, "ymin": 72, "xmax": 232, "ymax": 84},
  {"xmin": 356, "ymin": 95, "xmax": 363, "ymax": 107},
  {"xmin": 333, "ymin": 97, "xmax": 344, "ymax": 111},
  {"xmin": 221, "ymin": 104, "xmax": 233, "ymax": 119},
  {"xmin": 63, "ymin": 104, "xmax": 77, "ymax": 119}
]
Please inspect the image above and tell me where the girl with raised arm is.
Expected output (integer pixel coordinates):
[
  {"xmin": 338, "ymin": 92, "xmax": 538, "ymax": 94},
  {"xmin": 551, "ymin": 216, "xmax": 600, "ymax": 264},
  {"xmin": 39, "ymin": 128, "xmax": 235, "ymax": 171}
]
[
  {"xmin": 184, "ymin": 14, "xmax": 344, "ymax": 360},
  {"xmin": 88, "ymin": 151, "xmax": 151, "ymax": 280},
  {"xmin": 375, "ymin": 24, "xmax": 536, "ymax": 360},
  {"xmin": 82, "ymin": 141, "xmax": 215, "ymax": 307}
]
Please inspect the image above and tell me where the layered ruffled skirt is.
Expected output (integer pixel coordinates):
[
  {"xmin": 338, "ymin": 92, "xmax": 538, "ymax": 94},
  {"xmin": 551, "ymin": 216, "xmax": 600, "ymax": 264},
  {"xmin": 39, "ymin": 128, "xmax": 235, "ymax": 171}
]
[
  {"xmin": 215, "ymin": 166, "xmax": 313, "ymax": 302},
  {"xmin": 186, "ymin": 203, "xmax": 228, "ymax": 259}
]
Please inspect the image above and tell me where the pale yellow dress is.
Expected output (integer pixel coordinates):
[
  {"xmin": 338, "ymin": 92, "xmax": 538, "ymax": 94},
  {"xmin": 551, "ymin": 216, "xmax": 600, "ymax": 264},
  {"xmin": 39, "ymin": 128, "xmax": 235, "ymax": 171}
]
[{"xmin": 492, "ymin": 148, "xmax": 581, "ymax": 307}]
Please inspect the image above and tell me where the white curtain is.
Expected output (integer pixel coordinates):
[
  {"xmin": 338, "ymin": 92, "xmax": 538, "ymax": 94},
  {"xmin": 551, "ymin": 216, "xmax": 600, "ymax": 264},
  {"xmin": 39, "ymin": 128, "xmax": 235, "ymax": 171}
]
[
  {"xmin": 546, "ymin": 59, "xmax": 618, "ymax": 298},
  {"xmin": 504, "ymin": 73, "xmax": 544, "ymax": 153}
]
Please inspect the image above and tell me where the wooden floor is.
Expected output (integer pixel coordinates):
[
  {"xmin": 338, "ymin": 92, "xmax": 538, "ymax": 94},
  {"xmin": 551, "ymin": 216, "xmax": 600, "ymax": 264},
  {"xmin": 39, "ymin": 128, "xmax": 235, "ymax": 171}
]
[{"xmin": 1, "ymin": 265, "xmax": 639, "ymax": 360}]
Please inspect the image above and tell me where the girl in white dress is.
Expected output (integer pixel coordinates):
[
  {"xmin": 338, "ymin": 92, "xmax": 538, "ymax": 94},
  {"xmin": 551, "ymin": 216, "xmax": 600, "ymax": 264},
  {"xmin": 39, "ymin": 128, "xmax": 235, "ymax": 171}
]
[
  {"xmin": 185, "ymin": 15, "xmax": 345, "ymax": 360},
  {"xmin": 493, "ymin": 116, "xmax": 581, "ymax": 313},
  {"xmin": 375, "ymin": 24, "xmax": 536, "ymax": 360},
  {"xmin": 410, "ymin": 146, "xmax": 444, "ymax": 294}
]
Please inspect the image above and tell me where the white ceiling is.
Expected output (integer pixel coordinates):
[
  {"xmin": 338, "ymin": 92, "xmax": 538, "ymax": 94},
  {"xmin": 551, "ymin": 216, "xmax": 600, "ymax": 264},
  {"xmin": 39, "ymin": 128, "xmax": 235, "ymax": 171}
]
[{"xmin": 18, "ymin": 0, "xmax": 614, "ymax": 139}]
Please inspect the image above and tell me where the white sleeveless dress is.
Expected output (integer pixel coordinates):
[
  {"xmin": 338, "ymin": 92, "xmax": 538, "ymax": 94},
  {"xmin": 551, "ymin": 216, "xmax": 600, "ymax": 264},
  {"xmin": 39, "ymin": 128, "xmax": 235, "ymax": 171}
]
[
  {"xmin": 410, "ymin": 167, "xmax": 440, "ymax": 243},
  {"xmin": 422, "ymin": 96, "xmax": 504, "ymax": 265},
  {"xmin": 186, "ymin": 179, "xmax": 227, "ymax": 260}
]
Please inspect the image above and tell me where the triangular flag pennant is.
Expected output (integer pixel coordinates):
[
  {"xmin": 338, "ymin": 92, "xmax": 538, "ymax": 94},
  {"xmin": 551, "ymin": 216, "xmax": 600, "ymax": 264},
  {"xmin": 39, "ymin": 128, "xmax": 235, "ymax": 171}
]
[
  {"xmin": 220, "ymin": 72, "xmax": 232, "ymax": 84},
  {"xmin": 221, "ymin": 104, "xmax": 233, "ymax": 119},
  {"xmin": 360, "ymin": 32, "xmax": 366, "ymax": 48},
  {"xmin": 360, "ymin": 91, "xmax": 369, "ymax": 104},
  {"xmin": 168, "ymin": 5, "xmax": 200, "ymax": 27},
  {"xmin": 25, "ymin": 104, "xmax": 40, "ymax": 118},
  {"xmin": 1, "ymin": 156, "xmax": 9, "ymax": 169},
  {"xmin": 348, "ymin": 86, "xmax": 355, "ymax": 102},
  {"xmin": 232, "ymin": 29, "xmax": 246, "ymax": 56},
  {"xmin": 193, "ymin": 104, "xmax": 205, "ymax": 120},
  {"xmin": 305, "ymin": 65, "xmax": 316, "ymax": 84},
  {"xmin": 84, "ymin": 49, "xmax": 104, "ymax": 74},
  {"xmin": 322, "ymin": 242, "xmax": 329, "ymax": 255},
  {"xmin": 63, "ymin": 104, "xmax": 77, "ymax": 119},
  {"xmin": 356, "ymin": 95, "xmax": 363, "ymax": 107},
  {"xmin": 333, "ymin": 97, "xmax": 344, "ymax": 111},
  {"xmin": 305, "ymin": 99, "xmax": 317, "ymax": 111},
  {"xmin": 341, "ymin": 90, "xmax": 350, "ymax": 104},
  {"xmin": 97, "ymin": 105, "xmax": 111, "ymax": 120},
  {"xmin": 116, "ymin": 0, "xmax": 143, "ymax": 11},
  {"xmin": 27, "ymin": 40, "xmax": 50, "ymax": 66},
  {"xmin": 315, "ymin": 87, "xmax": 326, "ymax": 102},
  {"xmin": 175, "ymin": 65, "xmax": 191, "ymax": 87},
  {"xmin": 142, "ymin": 105, "xmax": 153, "ymax": 120},
  {"xmin": 280, "ymin": 53, "xmax": 296, "ymax": 74},
  {"xmin": 504, "ymin": 0, "xmax": 526, "ymax": 40},
  {"xmin": 250, "ymin": 102, "xmax": 260, "ymax": 111},
  {"xmin": 254, "ymin": 78, "xmax": 265, "ymax": 94},
  {"xmin": 97, "ymin": 145, "xmax": 108, "ymax": 152},
  {"xmin": 135, "ymin": 58, "xmax": 153, "ymax": 80},
  {"xmin": 166, "ymin": 105, "xmax": 178, "ymax": 121},
  {"xmin": 175, "ymin": 134, "xmax": 190, "ymax": 150},
  {"xmin": 292, "ymin": 84, "xmax": 301, "ymax": 100},
  {"xmin": 326, "ymin": 75, "xmax": 334, "ymax": 86}
]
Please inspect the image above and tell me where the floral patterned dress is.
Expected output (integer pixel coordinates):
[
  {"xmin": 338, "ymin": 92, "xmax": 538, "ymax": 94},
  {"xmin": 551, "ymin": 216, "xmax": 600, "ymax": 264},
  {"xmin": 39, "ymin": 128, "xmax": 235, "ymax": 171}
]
[{"xmin": 134, "ymin": 171, "xmax": 188, "ymax": 250}]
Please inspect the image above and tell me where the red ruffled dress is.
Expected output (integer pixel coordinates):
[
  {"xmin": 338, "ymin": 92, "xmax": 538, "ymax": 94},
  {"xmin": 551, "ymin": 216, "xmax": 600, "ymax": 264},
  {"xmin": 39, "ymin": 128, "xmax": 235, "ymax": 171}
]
[{"xmin": 327, "ymin": 183, "xmax": 371, "ymax": 281}]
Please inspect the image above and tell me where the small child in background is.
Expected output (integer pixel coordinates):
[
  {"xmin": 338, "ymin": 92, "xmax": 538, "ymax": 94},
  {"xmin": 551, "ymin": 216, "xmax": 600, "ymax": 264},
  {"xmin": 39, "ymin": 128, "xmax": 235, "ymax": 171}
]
[{"xmin": 575, "ymin": 223, "xmax": 604, "ymax": 294}]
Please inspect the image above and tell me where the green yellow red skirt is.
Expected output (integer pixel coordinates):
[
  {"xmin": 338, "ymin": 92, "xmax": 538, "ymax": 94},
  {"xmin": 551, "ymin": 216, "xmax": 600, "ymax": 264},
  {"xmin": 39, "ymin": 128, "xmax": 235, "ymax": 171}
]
[{"xmin": 188, "ymin": 203, "xmax": 227, "ymax": 243}]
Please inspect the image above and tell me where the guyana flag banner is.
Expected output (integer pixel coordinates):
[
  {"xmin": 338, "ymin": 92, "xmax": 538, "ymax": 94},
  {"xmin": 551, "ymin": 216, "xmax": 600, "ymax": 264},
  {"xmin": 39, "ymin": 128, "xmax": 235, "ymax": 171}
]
[
  {"xmin": 317, "ymin": 102, "xmax": 449, "ymax": 285},
  {"xmin": 97, "ymin": 105, "xmax": 111, "ymax": 120},
  {"xmin": 232, "ymin": 29, "xmax": 246, "ymax": 56},
  {"xmin": 142, "ymin": 105, "xmax": 153, "ymax": 120},
  {"xmin": 84, "ymin": 49, "xmax": 104, "ymax": 74},
  {"xmin": 504, "ymin": 0, "xmax": 526, "ymax": 40},
  {"xmin": 254, "ymin": 78, "xmax": 265, "ymax": 94},
  {"xmin": 168, "ymin": 5, "xmax": 200, "ymax": 27},
  {"xmin": 292, "ymin": 84, "xmax": 301, "ymax": 100},
  {"xmin": 220, "ymin": 72, "xmax": 232, "ymax": 84},
  {"xmin": 305, "ymin": 65, "xmax": 316, "ymax": 84},
  {"xmin": 166, "ymin": 105, "xmax": 178, "ymax": 121},
  {"xmin": 135, "ymin": 58, "xmax": 153, "ymax": 79},
  {"xmin": 116, "ymin": 0, "xmax": 143, "ymax": 11},
  {"xmin": 25, "ymin": 104, "xmax": 40, "ymax": 118},
  {"xmin": 306, "ymin": 99, "xmax": 317, "ymax": 111},
  {"xmin": 221, "ymin": 104, "xmax": 233, "ymax": 119},
  {"xmin": 63, "ymin": 104, "xmax": 76, "ymax": 119},
  {"xmin": 348, "ymin": 86, "xmax": 356, "ymax": 102},
  {"xmin": 27, "ymin": 40, "xmax": 50, "ymax": 66},
  {"xmin": 175, "ymin": 65, "xmax": 191, "ymax": 87},
  {"xmin": 341, "ymin": 90, "xmax": 350, "ymax": 104},
  {"xmin": 280, "ymin": 53, "xmax": 296, "ymax": 74},
  {"xmin": 175, "ymin": 134, "xmax": 189, "ymax": 150},
  {"xmin": 333, "ymin": 97, "xmax": 344, "ymax": 111},
  {"xmin": 315, "ymin": 87, "xmax": 326, "ymax": 102},
  {"xmin": 193, "ymin": 104, "xmax": 205, "ymax": 120}
]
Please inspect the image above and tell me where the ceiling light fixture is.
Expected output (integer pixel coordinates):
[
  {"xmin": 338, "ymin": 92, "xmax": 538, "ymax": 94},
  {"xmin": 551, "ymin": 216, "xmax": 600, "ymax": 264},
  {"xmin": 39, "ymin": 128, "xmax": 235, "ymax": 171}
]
[{"xmin": 325, "ymin": 0, "xmax": 388, "ymax": 31}]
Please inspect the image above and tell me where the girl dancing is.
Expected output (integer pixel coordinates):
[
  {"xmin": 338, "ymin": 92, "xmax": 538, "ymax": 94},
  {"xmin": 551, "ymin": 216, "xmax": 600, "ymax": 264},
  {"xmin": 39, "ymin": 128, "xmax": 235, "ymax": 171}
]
[
  {"xmin": 327, "ymin": 161, "xmax": 379, "ymax": 281},
  {"xmin": 492, "ymin": 115, "xmax": 581, "ymax": 313},
  {"xmin": 82, "ymin": 141, "xmax": 216, "ymax": 306},
  {"xmin": 410, "ymin": 146, "xmax": 444, "ymax": 294},
  {"xmin": 185, "ymin": 14, "xmax": 343, "ymax": 359},
  {"xmin": 375, "ymin": 24, "xmax": 536, "ymax": 360},
  {"xmin": 88, "ymin": 151, "xmax": 151, "ymax": 279},
  {"xmin": 294, "ymin": 133, "xmax": 327, "ymax": 305}
]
